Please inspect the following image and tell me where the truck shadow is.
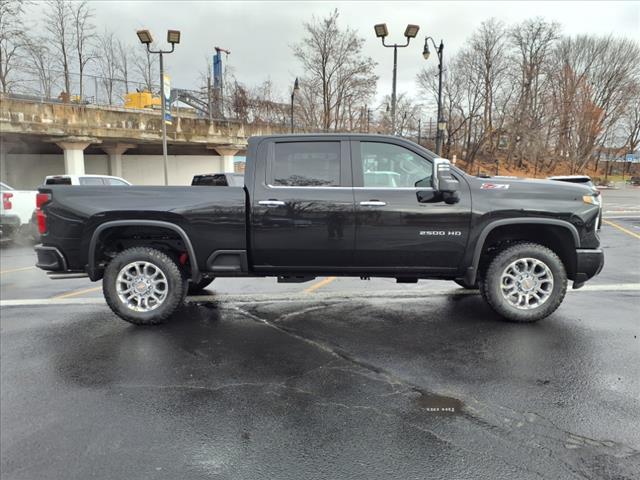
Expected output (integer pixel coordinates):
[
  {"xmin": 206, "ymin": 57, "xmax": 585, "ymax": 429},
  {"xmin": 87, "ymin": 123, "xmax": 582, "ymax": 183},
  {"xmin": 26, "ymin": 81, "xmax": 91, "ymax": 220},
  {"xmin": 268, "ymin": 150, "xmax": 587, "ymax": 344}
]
[{"xmin": 50, "ymin": 293, "xmax": 583, "ymax": 396}]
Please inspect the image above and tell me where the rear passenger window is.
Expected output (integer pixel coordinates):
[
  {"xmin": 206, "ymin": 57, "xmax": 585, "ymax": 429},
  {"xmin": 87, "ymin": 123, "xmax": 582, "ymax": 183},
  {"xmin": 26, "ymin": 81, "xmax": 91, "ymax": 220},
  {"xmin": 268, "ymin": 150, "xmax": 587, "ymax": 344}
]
[
  {"xmin": 272, "ymin": 142, "xmax": 340, "ymax": 187},
  {"xmin": 79, "ymin": 177, "xmax": 105, "ymax": 185}
]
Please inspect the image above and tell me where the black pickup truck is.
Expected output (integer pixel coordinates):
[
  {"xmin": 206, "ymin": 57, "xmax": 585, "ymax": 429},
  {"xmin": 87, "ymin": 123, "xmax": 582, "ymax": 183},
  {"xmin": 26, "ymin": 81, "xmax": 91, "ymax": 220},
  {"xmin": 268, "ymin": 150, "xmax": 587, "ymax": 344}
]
[{"xmin": 35, "ymin": 135, "xmax": 604, "ymax": 325}]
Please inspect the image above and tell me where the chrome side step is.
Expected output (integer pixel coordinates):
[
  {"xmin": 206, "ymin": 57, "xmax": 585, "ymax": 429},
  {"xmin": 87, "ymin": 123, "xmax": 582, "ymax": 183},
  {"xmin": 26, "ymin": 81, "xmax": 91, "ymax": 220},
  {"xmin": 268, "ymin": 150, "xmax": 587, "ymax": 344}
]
[{"xmin": 47, "ymin": 272, "xmax": 89, "ymax": 280}]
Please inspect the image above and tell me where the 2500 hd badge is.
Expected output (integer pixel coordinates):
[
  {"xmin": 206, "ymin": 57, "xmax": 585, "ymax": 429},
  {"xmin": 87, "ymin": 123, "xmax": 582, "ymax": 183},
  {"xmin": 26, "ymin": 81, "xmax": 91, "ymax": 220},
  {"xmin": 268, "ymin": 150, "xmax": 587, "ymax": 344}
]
[{"xmin": 419, "ymin": 230, "xmax": 463, "ymax": 236}]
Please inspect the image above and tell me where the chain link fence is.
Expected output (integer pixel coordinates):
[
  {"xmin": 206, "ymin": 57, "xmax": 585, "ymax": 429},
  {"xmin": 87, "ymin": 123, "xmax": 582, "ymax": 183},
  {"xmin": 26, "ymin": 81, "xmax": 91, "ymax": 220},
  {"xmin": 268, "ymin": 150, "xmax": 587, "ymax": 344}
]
[{"xmin": 2, "ymin": 65, "xmax": 157, "ymax": 108}]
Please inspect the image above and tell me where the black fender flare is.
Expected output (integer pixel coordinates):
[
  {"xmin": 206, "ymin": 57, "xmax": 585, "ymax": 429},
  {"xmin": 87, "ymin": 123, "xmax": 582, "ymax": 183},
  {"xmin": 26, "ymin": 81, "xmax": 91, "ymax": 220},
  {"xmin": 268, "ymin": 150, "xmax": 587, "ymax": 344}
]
[
  {"xmin": 465, "ymin": 218, "xmax": 580, "ymax": 285},
  {"xmin": 87, "ymin": 220, "xmax": 200, "ymax": 282}
]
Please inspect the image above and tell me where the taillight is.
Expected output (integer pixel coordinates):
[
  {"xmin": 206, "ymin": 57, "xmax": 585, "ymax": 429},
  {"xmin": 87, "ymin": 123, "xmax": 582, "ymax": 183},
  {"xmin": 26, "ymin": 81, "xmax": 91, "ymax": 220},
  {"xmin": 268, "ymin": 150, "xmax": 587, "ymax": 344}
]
[
  {"xmin": 2, "ymin": 192, "xmax": 13, "ymax": 210},
  {"xmin": 36, "ymin": 193, "xmax": 51, "ymax": 235}
]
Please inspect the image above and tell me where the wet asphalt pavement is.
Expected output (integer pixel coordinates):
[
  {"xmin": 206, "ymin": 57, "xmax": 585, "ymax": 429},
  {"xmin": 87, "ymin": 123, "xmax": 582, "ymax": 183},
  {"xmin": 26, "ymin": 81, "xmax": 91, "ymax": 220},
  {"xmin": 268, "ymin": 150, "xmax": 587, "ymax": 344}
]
[{"xmin": 1, "ymin": 189, "xmax": 639, "ymax": 479}]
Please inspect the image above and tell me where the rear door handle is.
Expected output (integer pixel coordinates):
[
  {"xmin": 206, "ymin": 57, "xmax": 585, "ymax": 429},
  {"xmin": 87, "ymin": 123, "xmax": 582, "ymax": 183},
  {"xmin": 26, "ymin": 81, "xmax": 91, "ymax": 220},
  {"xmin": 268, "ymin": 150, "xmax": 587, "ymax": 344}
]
[
  {"xmin": 359, "ymin": 201, "xmax": 387, "ymax": 206},
  {"xmin": 258, "ymin": 200, "xmax": 285, "ymax": 207}
]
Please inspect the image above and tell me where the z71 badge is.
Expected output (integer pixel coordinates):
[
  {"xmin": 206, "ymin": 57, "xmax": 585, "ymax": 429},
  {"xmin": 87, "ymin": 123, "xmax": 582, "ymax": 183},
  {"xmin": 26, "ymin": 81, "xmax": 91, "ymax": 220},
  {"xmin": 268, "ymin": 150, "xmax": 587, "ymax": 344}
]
[{"xmin": 481, "ymin": 183, "xmax": 510, "ymax": 190}]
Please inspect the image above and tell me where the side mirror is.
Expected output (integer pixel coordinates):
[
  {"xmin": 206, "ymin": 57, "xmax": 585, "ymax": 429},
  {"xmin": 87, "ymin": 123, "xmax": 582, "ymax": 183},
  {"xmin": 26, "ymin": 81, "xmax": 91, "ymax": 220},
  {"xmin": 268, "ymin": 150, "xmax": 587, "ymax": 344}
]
[{"xmin": 432, "ymin": 157, "xmax": 459, "ymax": 204}]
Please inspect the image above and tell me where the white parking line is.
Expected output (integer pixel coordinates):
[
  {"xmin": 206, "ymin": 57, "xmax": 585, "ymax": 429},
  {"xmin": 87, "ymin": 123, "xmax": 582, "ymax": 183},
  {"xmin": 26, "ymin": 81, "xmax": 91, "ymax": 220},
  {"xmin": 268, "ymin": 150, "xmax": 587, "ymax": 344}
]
[{"xmin": 1, "ymin": 283, "xmax": 639, "ymax": 307}]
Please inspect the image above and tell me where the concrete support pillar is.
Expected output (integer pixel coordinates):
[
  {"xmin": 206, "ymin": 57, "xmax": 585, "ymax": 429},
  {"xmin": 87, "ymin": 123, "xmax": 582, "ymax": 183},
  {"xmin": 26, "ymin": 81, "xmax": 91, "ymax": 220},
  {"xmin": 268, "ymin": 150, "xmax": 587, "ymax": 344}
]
[
  {"xmin": 49, "ymin": 137, "xmax": 100, "ymax": 176},
  {"xmin": 211, "ymin": 146, "xmax": 240, "ymax": 173},
  {"xmin": 0, "ymin": 140, "xmax": 13, "ymax": 183},
  {"xmin": 102, "ymin": 144, "xmax": 135, "ymax": 178}
]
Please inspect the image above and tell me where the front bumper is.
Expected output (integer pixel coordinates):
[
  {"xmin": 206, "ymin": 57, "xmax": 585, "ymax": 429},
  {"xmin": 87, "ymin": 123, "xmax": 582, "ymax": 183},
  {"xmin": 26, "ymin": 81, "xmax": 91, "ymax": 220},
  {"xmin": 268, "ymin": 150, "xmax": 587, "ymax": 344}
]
[
  {"xmin": 573, "ymin": 248, "xmax": 604, "ymax": 289},
  {"xmin": 34, "ymin": 244, "xmax": 68, "ymax": 271}
]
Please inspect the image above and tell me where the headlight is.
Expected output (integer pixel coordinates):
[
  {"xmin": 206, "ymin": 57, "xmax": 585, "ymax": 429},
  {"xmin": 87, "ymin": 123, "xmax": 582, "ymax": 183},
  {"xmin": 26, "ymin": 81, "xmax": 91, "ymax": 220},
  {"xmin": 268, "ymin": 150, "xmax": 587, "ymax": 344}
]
[{"xmin": 583, "ymin": 194, "xmax": 601, "ymax": 205}]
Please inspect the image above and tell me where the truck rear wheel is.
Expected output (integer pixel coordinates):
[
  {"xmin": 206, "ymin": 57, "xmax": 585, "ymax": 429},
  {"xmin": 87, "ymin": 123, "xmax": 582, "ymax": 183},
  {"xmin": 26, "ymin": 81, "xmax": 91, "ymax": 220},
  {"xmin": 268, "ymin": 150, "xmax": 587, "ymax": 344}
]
[
  {"xmin": 480, "ymin": 242, "xmax": 567, "ymax": 322},
  {"xmin": 103, "ymin": 247, "xmax": 187, "ymax": 325}
]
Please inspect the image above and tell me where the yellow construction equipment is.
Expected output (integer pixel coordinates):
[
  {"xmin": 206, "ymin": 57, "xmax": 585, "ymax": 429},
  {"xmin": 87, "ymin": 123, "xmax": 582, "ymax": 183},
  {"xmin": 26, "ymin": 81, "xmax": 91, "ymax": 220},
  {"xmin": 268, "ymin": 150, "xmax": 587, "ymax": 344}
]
[{"xmin": 124, "ymin": 91, "xmax": 161, "ymax": 109}]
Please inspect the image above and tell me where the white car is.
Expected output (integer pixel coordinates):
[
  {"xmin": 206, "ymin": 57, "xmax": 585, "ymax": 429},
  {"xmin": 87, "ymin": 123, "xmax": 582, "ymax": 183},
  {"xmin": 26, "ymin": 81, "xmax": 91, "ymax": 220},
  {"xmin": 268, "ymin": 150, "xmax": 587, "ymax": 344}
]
[
  {"xmin": 44, "ymin": 174, "xmax": 131, "ymax": 186},
  {"xmin": 0, "ymin": 181, "xmax": 38, "ymax": 242}
]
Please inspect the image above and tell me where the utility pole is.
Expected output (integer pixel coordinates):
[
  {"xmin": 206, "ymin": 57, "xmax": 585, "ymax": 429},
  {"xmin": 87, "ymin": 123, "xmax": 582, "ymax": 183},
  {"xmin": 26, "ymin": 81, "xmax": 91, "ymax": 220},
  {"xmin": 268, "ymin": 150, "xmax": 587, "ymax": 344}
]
[{"xmin": 417, "ymin": 118, "xmax": 421, "ymax": 145}]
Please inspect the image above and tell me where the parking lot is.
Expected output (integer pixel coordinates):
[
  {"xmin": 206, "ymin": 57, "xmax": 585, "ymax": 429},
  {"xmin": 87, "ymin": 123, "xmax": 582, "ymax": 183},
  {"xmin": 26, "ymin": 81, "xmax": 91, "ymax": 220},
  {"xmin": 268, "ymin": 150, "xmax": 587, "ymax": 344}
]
[{"xmin": 1, "ymin": 188, "xmax": 639, "ymax": 479}]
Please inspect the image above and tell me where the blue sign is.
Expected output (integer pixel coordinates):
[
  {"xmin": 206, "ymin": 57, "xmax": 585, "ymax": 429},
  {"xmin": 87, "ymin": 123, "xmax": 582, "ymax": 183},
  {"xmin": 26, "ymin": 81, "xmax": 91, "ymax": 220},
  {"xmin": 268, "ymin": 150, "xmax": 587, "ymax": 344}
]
[
  {"xmin": 626, "ymin": 153, "xmax": 635, "ymax": 163},
  {"xmin": 213, "ymin": 53, "xmax": 222, "ymax": 89}
]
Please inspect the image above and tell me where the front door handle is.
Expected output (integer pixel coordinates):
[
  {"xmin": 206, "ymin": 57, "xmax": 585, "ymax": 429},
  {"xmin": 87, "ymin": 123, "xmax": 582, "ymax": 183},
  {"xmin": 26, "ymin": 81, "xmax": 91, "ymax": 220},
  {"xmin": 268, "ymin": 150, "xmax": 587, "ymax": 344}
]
[
  {"xmin": 258, "ymin": 200, "xmax": 285, "ymax": 207},
  {"xmin": 359, "ymin": 200, "xmax": 387, "ymax": 206}
]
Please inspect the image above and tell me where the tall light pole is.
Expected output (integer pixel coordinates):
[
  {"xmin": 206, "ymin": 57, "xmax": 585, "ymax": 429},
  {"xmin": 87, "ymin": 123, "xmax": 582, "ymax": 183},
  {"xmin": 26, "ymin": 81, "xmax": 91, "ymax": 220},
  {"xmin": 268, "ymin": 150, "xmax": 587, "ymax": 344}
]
[
  {"xmin": 290, "ymin": 77, "xmax": 299, "ymax": 133},
  {"xmin": 137, "ymin": 29, "xmax": 181, "ymax": 185},
  {"xmin": 374, "ymin": 23, "xmax": 420, "ymax": 136},
  {"xmin": 422, "ymin": 36, "xmax": 445, "ymax": 156}
]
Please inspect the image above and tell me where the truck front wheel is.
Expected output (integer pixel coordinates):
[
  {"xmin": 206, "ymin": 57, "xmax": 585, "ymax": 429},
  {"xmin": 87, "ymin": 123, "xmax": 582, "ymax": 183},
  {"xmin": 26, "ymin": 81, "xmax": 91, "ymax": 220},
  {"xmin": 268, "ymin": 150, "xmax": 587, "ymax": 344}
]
[
  {"xmin": 103, "ymin": 247, "xmax": 187, "ymax": 325},
  {"xmin": 479, "ymin": 243, "xmax": 567, "ymax": 322}
]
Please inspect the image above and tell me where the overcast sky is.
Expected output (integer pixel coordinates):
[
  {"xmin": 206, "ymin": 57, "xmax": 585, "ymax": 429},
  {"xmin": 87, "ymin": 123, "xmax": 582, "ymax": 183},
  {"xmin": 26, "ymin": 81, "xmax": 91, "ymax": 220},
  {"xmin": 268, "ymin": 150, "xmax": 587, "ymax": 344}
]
[{"xmin": 30, "ymin": 1, "xmax": 640, "ymax": 109}]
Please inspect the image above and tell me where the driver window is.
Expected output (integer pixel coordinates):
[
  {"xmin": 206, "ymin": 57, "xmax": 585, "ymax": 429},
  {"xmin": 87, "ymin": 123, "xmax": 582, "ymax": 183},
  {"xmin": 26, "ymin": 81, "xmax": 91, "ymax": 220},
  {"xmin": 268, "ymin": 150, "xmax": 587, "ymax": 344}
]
[{"xmin": 360, "ymin": 142, "xmax": 432, "ymax": 188}]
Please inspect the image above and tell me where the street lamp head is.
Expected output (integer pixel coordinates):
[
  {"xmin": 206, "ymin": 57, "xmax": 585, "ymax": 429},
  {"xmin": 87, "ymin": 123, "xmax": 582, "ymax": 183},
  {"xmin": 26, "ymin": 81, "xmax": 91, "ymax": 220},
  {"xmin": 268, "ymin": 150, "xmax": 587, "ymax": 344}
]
[
  {"xmin": 167, "ymin": 30, "xmax": 181, "ymax": 44},
  {"xmin": 404, "ymin": 24, "xmax": 420, "ymax": 39},
  {"xmin": 422, "ymin": 38, "xmax": 431, "ymax": 60},
  {"xmin": 374, "ymin": 23, "xmax": 389, "ymax": 38},
  {"xmin": 136, "ymin": 29, "xmax": 153, "ymax": 45},
  {"xmin": 293, "ymin": 77, "xmax": 300, "ymax": 92}
]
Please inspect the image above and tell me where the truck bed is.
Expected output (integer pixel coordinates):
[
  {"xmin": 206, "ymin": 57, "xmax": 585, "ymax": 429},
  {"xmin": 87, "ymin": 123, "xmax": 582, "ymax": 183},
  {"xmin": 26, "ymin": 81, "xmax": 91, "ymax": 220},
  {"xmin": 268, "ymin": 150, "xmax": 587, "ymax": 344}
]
[{"xmin": 39, "ymin": 185, "xmax": 247, "ymax": 273}]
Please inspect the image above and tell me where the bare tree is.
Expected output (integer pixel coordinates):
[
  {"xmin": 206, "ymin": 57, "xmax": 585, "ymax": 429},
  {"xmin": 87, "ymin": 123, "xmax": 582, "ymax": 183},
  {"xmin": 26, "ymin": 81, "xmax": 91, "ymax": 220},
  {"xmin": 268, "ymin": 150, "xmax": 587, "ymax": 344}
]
[
  {"xmin": 45, "ymin": 0, "xmax": 74, "ymax": 96},
  {"xmin": 0, "ymin": 0, "xmax": 27, "ymax": 92},
  {"xmin": 292, "ymin": 9, "xmax": 377, "ymax": 130},
  {"xmin": 247, "ymin": 79, "xmax": 288, "ymax": 124},
  {"xmin": 507, "ymin": 18, "xmax": 561, "ymax": 168},
  {"xmin": 24, "ymin": 37, "xmax": 57, "ymax": 98},
  {"xmin": 623, "ymin": 87, "xmax": 640, "ymax": 157},
  {"xmin": 116, "ymin": 39, "xmax": 131, "ymax": 93},
  {"xmin": 134, "ymin": 43, "xmax": 157, "ymax": 93},
  {"xmin": 95, "ymin": 29, "xmax": 118, "ymax": 104},
  {"xmin": 71, "ymin": 0, "xmax": 95, "ymax": 101},
  {"xmin": 470, "ymin": 19, "xmax": 510, "ymax": 155},
  {"xmin": 377, "ymin": 93, "xmax": 421, "ymax": 136},
  {"xmin": 549, "ymin": 35, "xmax": 639, "ymax": 173}
]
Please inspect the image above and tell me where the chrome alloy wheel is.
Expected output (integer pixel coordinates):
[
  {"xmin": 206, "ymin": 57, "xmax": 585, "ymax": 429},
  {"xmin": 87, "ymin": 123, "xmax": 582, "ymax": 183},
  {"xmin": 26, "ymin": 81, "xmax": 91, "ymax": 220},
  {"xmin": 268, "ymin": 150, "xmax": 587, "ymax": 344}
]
[
  {"xmin": 500, "ymin": 257, "xmax": 554, "ymax": 310},
  {"xmin": 116, "ymin": 261, "xmax": 168, "ymax": 312}
]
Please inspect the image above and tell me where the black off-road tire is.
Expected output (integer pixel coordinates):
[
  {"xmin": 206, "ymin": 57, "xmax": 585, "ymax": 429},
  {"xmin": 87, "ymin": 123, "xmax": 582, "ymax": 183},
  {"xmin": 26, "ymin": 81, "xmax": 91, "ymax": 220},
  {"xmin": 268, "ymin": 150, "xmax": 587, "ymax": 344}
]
[
  {"xmin": 188, "ymin": 277, "xmax": 215, "ymax": 294},
  {"xmin": 480, "ymin": 242, "xmax": 567, "ymax": 323},
  {"xmin": 103, "ymin": 247, "xmax": 188, "ymax": 325}
]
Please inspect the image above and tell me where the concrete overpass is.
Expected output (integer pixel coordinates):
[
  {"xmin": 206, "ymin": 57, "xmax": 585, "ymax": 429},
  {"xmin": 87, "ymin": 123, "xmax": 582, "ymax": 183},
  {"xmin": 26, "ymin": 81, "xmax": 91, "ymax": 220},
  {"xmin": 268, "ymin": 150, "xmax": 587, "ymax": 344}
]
[{"xmin": 0, "ymin": 95, "xmax": 290, "ymax": 187}]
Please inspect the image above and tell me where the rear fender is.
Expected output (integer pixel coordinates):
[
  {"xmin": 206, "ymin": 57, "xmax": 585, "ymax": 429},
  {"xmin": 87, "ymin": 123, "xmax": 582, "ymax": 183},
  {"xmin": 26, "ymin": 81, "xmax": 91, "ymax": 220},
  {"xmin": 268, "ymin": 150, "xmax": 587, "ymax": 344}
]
[{"xmin": 87, "ymin": 220, "xmax": 200, "ymax": 282}]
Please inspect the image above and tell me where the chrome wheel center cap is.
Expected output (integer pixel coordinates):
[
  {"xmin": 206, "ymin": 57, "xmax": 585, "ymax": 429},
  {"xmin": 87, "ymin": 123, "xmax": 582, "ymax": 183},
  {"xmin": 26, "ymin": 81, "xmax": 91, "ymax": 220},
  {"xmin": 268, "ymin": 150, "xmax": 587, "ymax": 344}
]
[{"xmin": 521, "ymin": 277, "xmax": 535, "ymax": 291}]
